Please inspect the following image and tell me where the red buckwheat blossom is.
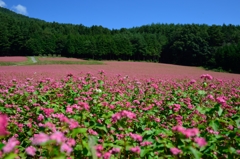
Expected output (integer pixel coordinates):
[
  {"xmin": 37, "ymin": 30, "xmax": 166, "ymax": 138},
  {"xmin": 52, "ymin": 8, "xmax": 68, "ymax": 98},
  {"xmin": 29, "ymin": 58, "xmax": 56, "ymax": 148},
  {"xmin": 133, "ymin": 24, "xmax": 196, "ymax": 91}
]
[
  {"xmin": 0, "ymin": 114, "xmax": 8, "ymax": 136},
  {"xmin": 200, "ymin": 74, "xmax": 213, "ymax": 80},
  {"xmin": 111, "ymin": 147, "xmax": 121, "ymax": 154},
  {"xmin": 140, "ymin": 141, "xmax": 152, "ymax": 146},
  {"xmin": 173, "ymin": 104, "xmax": 181, "ymax": 112},
  {"xmin": 236, "ymin": 150, "xmax": 240, "ymax": 154},
  {"xmin": 3, "ymin": 137, "xmax": 20, "ymax": 153},
  {"xmin": 103, "ymin": 152, "xmax": 112, "ymax": 159},
  {"xmin": 130, "ymin": 146, "xmax": 141, "ymax": 154},
  {"xmin": 129, "ymin": 133, "xmax": 143, "ymax": 142},
  {"xmin": 66, "ymin": 138, "xmax": 76, "ymax": 147},
  {"xmin": 25, "ymin": 146, "xmax": 37, "ymax": 156},
  {"xmin": 60, "ymin": 143, "xmax": 73, "ymax": 154},
  {"xmin": 111, "ymin": 110, "xmax": 136, "ymax": 123},
  {"xmin": 216, "ymin": 96, "xmax": 227, "ymax": 104},
  {"xmin": 37, "ymin": 114, "xmax": 44, "ymax": 121},
  {"xmin": 172, "ymin": 126, "xmax": 199, "ymax": 138},
  {"xmin": 194, "ymin": 137, "xmax": 207, "ymax": 147},
  {"xmin": 31, "ymin": 133, "xmax": 49, "ymax": 145},
  {"xmin": 50, "ymin": 131, "xmax": 65, "ymax": 144},
  {"xmin": 88, "ymin": 129, "xmax": 98, "ymax": 135},
  {"xmin": 170, "ymin": 147, "xmax": 182, "ymax": 155}
]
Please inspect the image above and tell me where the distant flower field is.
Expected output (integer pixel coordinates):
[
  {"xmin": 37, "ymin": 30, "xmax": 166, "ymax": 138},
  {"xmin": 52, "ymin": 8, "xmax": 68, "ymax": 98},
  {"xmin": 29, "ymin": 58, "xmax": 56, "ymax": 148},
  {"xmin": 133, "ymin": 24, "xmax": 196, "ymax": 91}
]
[
  {"xmin": 0, "ymin": 59, "xmax": 240, "ymax": 158},
  {"xmin": 1, "ymin": 60, "xmax": 240, "ymax": 80},
  {"xmin": 0, "ymin": 56, "xmax": 27, "ymax": 62},
  {"xmin": 38, "ymin": 57, "xmax": 85, "ymax": 62}
]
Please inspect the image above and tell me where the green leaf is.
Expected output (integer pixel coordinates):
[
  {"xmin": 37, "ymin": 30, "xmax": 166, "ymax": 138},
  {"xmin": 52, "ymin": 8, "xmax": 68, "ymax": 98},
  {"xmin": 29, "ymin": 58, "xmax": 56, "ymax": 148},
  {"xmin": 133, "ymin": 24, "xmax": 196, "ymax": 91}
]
[
  {"xmin": 142, "ymin": 130, "xmax": 153, "ymax": 136},
  {"xmin": 4, "ymin": 153, "xmax": 18, "ymax": 159},
  {"xmin": 71, "ymin": 128, "xmax": 87, "ymax": 137},
  {"xmin": 189, "ymin": 147, "xmax": 202, "ymax": 159},
  {"xmin": 98, "ymin": 80, "xmax": 104, "ymax": 87},
  {"xmin": 218, "ymin": 106, "xmax": 223, "ymax": 117},
  {"xmin": 0, "ymin": 106, "xmax": 4, "ymax": 112},
  {"xmin": 103, "ymin": 143, "xmax": 115, "ymax": 147},
  {"xmin": 0, "ymin": 143, "xmax": 4, "ymax": 150},
  {"xmin": 27, "ymin": 130, "xmax": 33, "ymax": 136},
  {"xmin": 202, "ymin": 144, "xmax": 216, "ymax": 153},
  {"xmin": 198, "ymin": 90, "xmax": 206, "ymax": 96},
  {"xmin": 84, "ymin": 121, "xmax": 90, "ymax": 127},
  {"xmin": 82, "ymin": 140, "xmax": 89, "ymax": 150},
  {"xmin": 75, "ymin": 144, "xmax": 82, "ymax": 151},
  {"xmin": 166, "ymin": 142, "xmax": 174, "ymax": 148},
  {"xmin": 209, "ymin": 120, "xmax": 219, "ymax": 131},
  {"xmin": 196, "ymin": 106, "xmax": 205, "ymax": 114},
  {"xmin": 115, "ymin": 140, "xmax": 125, "ymax": 146},
  {"xmin": 53, "ymin": 156, "xmax": 66, "ymax": 159},
  {"xmin": 229, "ymin": 147, "xmax": 236, "ymax": 154},
  {"xmin": 140, "ymin": 148, "xmax": 152, "ymax": 157},
  {"xmin": 126, "ymin": 145, "xmax": 132, "ymax": 150},
  {"xmin": 96, "ymin": 125, "xmax": 107, "ymax": 133},
  {"xmin": 235, "ymin": 118, "xmax": 240, "ymax": 128}
]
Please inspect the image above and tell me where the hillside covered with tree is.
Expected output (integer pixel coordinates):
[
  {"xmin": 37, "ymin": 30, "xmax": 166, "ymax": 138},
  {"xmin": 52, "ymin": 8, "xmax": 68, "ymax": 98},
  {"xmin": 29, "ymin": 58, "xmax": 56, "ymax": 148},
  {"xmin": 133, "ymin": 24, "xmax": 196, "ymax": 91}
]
[{"xmin": 0, "ymin": 7, "xmax": 240, "ymax": 73}]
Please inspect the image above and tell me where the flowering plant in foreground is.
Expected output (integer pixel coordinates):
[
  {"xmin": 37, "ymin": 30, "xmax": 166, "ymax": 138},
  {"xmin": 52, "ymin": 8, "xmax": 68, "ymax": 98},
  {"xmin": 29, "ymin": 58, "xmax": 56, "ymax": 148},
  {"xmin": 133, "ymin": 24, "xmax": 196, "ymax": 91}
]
[{"xmin": 0, "ymin": 71, "xmax": 240, "ymax": 159}]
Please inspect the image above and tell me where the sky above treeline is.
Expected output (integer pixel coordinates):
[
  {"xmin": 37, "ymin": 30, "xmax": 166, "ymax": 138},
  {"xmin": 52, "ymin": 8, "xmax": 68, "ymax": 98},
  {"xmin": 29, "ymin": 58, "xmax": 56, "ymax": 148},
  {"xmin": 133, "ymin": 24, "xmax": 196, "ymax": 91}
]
[{"xmin": 1, "ymin": 0, "xmax": 240, "ymax": 29}]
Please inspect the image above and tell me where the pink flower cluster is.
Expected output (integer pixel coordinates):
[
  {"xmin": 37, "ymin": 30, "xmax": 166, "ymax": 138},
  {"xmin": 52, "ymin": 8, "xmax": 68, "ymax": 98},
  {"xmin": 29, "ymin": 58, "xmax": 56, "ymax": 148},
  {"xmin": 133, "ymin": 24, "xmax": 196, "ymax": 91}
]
[
  {"xmin": 2, "ymin": 137, "xmax": 20, "ymax": 153},
  {"xmin": 189, "ymin": 79, "xmax": 196, "ymax": 84},
  {"xmin": 95, "ymin": 145, "xmax": 120, "ymax": 159},
  {"xmin": 25, "ymin": 146, "xmax": 36, "ymax": 156},
  {"xmin": 50, "ymin": 113, "xmax": 79, "ymax": 130},
  {"xmin": 170, "ymin": 147, "xmax": 182, "ymax": 155},
  {"xmin": 216, "ymin": 96, "xmax": 227, "ymax": 104},
  {"xmin": 140, "ymin": 141, "xmax": 152, "ymax": 146},
  {"xmin": 111, "ymin": 110, "xmax": 136, "ymax": 123},
  {"xmin": 88, "ymin": 129, "xmax": 98, "ymax": 135},
  {"xmin": 0, "ymin": 114, "xmax": 8, "ymax": 136},
  {"xmin": 31, "ymin": 133, "xmax": 49, "ymax": 145},
  {"xmin": 130, "ymin": 146, "xmax": 141, "ymax": 154},
  {"xmin": 37, "ymin": 114, "xmax": 45, "ymax": 121},
  {"xmin": 200, "ymin": 74, "xmax": 213, "ymax": 80},
  {"xmin": 78, "ymin": 102, "xmax": 90, "ymax": 111},
  {"xmin": 29, "ymin": 131, "xmax": 75, "ymax": 156},
  {"xmin": 172, "ymin": 104, "xmax": 181, "ymax": 112},
  {"xmin": 41, "ymin": 108, "xmax": 55, "ymax": 117},
  {"xmin": 206, "ymin": 127, "xmax": 219, "ymax": 135},
  {"xmin": 95, "ymin": 144, "xmax": 104, "ymax": 157},
  {"xmin": 129, "ymin": 133, "xmax": 143, "ymax": 142},
  {"xmin": 194, "ymin": 137, "xmax": 207, "ymax": 147},
  {"xmin": 151, "ymin": 83, "xmax": 158, "ymax": 89},
  {"xmin": 172, "ymin": 125, "xmax": 199, "ymax": 138},
  {"xmin": 172, "ymin": 126, "xmax": 207, "ymax": 147}
]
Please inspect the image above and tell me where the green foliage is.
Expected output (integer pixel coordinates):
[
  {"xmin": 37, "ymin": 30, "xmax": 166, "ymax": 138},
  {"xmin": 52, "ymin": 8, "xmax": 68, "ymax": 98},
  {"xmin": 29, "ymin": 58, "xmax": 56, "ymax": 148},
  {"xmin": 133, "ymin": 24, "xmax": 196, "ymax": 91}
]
[{"xmin": 1, "ymin": 8, "xmax": 240, "ymax": 72}]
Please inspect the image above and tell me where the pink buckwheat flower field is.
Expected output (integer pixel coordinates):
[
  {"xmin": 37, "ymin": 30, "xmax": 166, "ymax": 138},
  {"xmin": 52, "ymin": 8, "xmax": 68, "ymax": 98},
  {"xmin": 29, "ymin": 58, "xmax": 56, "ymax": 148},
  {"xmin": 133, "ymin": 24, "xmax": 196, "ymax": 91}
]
[
  {"xmin": 0, "ymin": 57, "xmax": 27, "ymax": 62},
  {"xmin": 0, "ymin": 58, "xmax": 240, "ymax": 159},
  {"xmin": 38, "ymin": 57, "xmax": 85, "ymax": 62}
]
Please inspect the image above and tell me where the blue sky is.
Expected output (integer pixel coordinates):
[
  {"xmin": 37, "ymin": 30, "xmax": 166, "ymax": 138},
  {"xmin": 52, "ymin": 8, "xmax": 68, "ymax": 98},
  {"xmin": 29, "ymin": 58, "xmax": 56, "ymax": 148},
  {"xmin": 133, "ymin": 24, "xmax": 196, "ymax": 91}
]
[{"xmin": 1, "ymin": 0, "xmax": 240, "ymax": 29}]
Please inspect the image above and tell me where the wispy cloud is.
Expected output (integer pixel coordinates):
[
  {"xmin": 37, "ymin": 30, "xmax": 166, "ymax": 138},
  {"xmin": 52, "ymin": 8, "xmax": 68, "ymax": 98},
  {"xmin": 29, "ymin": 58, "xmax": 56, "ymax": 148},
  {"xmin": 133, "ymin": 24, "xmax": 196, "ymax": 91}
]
[
  {"xmin": 0, "ymin": 0, "xmax": 6, "ymax": 7},
  {"xmin": 12, "ymin": 4, "xmax": 28, "ymax": 15}
]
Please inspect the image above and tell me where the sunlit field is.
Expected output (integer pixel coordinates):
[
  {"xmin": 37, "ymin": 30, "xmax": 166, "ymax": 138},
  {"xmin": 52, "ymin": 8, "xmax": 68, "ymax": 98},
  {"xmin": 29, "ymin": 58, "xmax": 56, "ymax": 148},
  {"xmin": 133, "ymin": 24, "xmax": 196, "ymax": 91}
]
[{"xmin": 0, "ymin": 57, "xmax": 240, "ymax": 158}]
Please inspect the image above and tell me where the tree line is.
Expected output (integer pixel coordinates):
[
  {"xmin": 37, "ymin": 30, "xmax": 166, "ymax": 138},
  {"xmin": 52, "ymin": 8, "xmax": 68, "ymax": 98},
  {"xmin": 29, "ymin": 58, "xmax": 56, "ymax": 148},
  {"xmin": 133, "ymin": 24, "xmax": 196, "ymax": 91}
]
[{"xmin": 0, "ymin": 7, "xmax": 240, "ymax": 73}]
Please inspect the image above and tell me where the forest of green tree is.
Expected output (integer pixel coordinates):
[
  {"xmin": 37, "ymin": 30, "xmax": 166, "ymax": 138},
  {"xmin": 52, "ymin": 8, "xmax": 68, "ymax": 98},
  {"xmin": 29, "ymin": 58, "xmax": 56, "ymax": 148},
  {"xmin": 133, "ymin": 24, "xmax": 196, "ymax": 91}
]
[{"xmin": 1, "ymin": 7, "xmax": 240, "ymax": 73}]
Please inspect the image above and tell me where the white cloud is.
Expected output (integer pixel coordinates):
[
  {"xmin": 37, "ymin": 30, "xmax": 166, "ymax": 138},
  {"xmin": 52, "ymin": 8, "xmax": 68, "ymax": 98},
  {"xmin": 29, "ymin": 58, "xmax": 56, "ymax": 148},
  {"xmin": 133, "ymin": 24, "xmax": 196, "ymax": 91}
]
[
  {"xmin": 12, "ymin": 4, "xmax": 28, "ymax": 15},
  {"xmin": 0, "ymin": 0, "xmax": 6, "ymax": 7}
]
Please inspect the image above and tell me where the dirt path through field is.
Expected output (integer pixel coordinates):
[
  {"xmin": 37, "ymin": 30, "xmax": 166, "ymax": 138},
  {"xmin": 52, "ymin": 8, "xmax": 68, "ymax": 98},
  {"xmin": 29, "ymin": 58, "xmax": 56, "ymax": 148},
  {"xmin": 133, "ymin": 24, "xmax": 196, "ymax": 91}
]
[{"xmin": 30, "ymin": 57, "xmax": 37, "ymax": 63}]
